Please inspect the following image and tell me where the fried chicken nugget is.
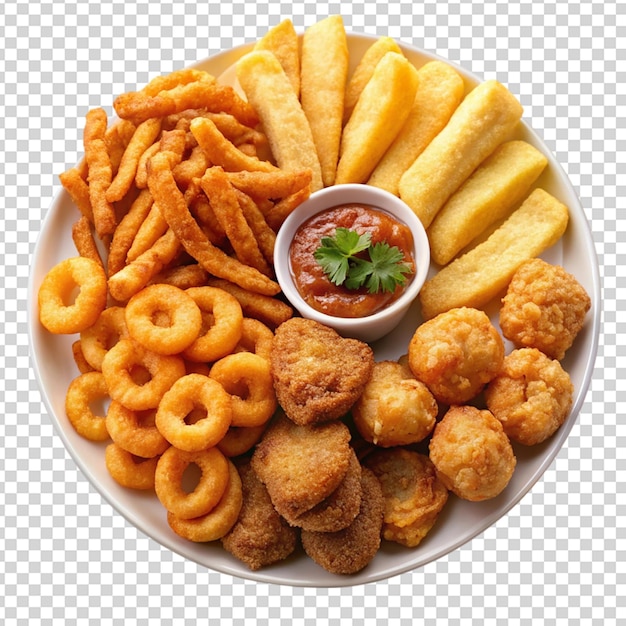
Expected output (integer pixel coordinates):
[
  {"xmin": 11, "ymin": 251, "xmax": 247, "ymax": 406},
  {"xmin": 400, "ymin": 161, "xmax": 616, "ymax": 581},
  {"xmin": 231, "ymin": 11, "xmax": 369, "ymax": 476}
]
[
  {"xmin": 352, "ymin": 359, "xmax": 438, "ymax": 447},
  {"xmin": 270, "ymin": 318, "xmax": 374, "ymax": 426},
  {"xmin": 499, "ymin": 258, "xmax": 591, "ymax": 360},
  {"xmin": 287, "ymin": 449, "xmax": 362, "ymax": 533},
  {"xmin": 251, "ymin": 412, "xmax": 352, "ymax": 519},
  {"xmin": 221, "ymin": 460, "xmax": 298, "ymax": 571},
  {"xmin": 408, "ymin": 307, "xmax": 504, "ymax": 405},
  {"xmin": 301, "ymin": 467, "xmax": 384, "ymax": 575},
  {"xmin": 429, "ymin": 405, "xmax": 516, "ymax": 501},
  {"xmin": 485, "ymin": 347, "xmax": 574, "ymax": 446},
  {"xmin": 364, "ymin": 448, "xmax": 448, "ymax": 548}
]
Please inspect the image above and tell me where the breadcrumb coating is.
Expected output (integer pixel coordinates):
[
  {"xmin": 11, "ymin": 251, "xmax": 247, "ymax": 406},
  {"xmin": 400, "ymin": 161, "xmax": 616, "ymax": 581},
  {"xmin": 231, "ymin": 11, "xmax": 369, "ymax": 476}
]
[
  {"xmin": 352, "ymin": 359, "xmax": 438, "ymax": 447},
  {"xmin": 499, "ymin": 258, "xmax": 590, "ymax": 360},
  {"xmin": 485, "ymin": 347, "xmax": 573, "ymax": 445},
  {"xmin": 408, "ymin": 307, "xmax": 504, "ymax": 405},
  {"xmin": 429, "ymin": 405, "xmax": 516, "ymax": 501}
]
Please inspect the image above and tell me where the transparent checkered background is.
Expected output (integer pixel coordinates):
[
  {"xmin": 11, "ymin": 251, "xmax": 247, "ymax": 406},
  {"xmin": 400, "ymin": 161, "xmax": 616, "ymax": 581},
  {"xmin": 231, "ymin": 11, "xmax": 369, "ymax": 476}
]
[{"xmin": 1, "ymin": 0, "xmax": 623, "ymax": 624}]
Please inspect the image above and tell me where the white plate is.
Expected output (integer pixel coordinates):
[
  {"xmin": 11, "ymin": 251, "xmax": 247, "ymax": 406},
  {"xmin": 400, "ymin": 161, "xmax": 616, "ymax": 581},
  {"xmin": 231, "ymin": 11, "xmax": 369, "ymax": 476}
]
[{"xmin": 28, "ymin": 33, "xmax": 600, "ymax": 587}]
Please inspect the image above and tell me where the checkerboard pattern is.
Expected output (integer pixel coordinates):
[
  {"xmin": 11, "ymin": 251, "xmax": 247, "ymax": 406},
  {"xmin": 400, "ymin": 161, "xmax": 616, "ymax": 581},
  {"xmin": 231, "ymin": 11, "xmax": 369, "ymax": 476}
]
[{"xmin": 1, "ymin": 0, "xmax": 623, "ymax": 624}]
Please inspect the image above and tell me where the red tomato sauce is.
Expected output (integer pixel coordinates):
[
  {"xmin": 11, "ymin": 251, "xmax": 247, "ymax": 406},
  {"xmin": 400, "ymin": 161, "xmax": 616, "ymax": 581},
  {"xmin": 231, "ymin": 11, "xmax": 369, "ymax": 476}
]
[{"xmin": 289, "ymin": 204, "xmax": 415, "ymax": 318}]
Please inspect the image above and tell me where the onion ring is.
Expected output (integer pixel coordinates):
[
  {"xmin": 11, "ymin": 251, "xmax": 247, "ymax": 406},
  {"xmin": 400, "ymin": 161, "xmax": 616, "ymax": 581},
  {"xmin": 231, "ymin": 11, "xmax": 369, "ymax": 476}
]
[
  {"xmin": 80, "ymin": 306, "xmax": 129, "ymax": 371},
  {"xmin": 155, "ymin": 373, "xmax": 232, "ymax": 451},
  {"xmin": 233, "ymin": 317, "xmax": 274, "ymax": 362},
  {"xmin": 154, "ymin": 446, "xmax": 230, "ymax": 520},
  {"xmin": 182, "ymin": 287, "xmax": 243, "ymax": 363},
  {"xmin": 105, "ymin": 401, "xmax": 170, "ymax": 458},
  {"xmin": 217, "ymin": 424, "xmax": 268, "ymax": 458},
  {"xmin": 125, "ymin": 284, "xmax": 202, "ymax": 355},
  {"xmin": 167, "ymin": 459, "xmax": 243, "ymax": 542},
  {"xmin": 65, "ymin": 371, "xmax": 110, "ymax": 441},
  {"xmin": 209, "ymin": 352, "xmax": 276, "ymax": 428},
  {"xmin": 38, "ymin": 256, "xmax": 107, "ymax": 334},
  {"xmin": 101, "ymin": 337, "xmax": 186, "ymax": 410},
  {"xmin": 104, "ymin": 443, "xmax": 160, "ymax": 490}
]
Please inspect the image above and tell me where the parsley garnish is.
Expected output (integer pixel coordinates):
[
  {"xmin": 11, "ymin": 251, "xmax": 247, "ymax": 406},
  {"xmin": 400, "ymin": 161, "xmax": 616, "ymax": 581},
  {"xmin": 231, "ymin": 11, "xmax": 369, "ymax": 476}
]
[{"xmin": 313, "ymin": 227, "xmax": 413, "ymax": 294}]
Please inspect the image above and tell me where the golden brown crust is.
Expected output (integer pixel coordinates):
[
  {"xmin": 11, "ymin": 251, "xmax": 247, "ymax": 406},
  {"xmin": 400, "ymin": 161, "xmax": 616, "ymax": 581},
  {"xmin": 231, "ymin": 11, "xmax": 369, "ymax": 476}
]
[
  {"xmin": 499, "ymin": 258, "xmax": 591, "ymax": 360},
  {"xmin": 429, "ymin": 405, "xmax": 516, "ymax": 501},
  {"xmin": 407, "ymin": 307, "xmax": 504, "ymax": 405},
  {"xmin": 301, "ymin": 467, "xmax": 384, "ymax": 575},
  {"xmin": 250, "ymin": 412, "xmax": 352, "ymax": 518},
  {"xmin": 221, "ymin": 461, "xmax": 298, "ymax": 570},
  {"xmin": 364, "ymin": 448, "xmax": 448, "ymax": 547},
  {"xmin": 270, "ymin": 318, "xmax": 374, "ymax": 425},
  {"xmin": 485, "ymin": 347, "xmax": 574, "ymax": 445}
]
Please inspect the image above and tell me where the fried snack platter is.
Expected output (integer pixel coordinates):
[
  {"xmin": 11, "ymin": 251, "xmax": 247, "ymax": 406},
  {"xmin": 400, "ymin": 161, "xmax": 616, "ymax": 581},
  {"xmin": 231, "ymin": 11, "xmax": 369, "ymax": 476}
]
[{"xmin": 28, "ymin": 30, "xmax": 600, "ymax": 587}]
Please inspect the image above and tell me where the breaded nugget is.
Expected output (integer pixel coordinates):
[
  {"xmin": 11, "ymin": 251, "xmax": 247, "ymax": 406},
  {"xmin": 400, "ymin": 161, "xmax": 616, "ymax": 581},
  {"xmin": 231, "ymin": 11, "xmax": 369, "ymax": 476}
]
[
  {"xmin": 301, "ymin": 467, "xmax": 384, "ymax": 575},
  {"xmin": 352, "ymin": 359, "xmax": 438, "ymax": 447},
  {"xmin": 250, "ymin": 412, "xmax": 352, "ymax": 518},
  {"xmin": 364, "ymin": 448, "xmax": 448, "ymax": 547},
  {"xmin": 429, "ymin": 405, "xmax": 516, "ymax": 501},
  {"xmin": 485, "ymin": 347, "xmax": 574, "ymax": 446},
  {"xmin": 287, "ymin": 448, "xmax": 362, "ymax": 532},
  {"xmin": 221, "ymin": 461, "xmax": 298, "ymax": 570},
  {"xmin": 270, "ymin": 318, "xmax": 374, "ymax": 425},
  {"xmin": 499, "ymin": 258, "xmax": 591, "ymax": 360},
  {"xmin": 407, "ymin": 307, "xmax": 504, "ymax": 405}
]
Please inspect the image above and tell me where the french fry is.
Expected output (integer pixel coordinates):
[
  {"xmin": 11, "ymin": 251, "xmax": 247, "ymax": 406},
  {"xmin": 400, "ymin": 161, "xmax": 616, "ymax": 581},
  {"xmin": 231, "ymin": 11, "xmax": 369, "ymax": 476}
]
[
  {"xmin": 71, "ymin": 215, "xmax": 104, "ymax": 268},
  {"xmin": 398, "ymin": 79, "xmax": 523, "ymax": 229},
  {"xmin": 335, "ymin": 52, "xmax": 419, "ymax": 185},
  {"xmin": 147, "ymin": 151, "xmax": 280, "ymax": 296},
  {"xmin": 107, "ymin": 188, "xmax": 154, "ymax": 275},
  {"xmin": 59, "ymin": 167, "xmax": 93, "ymax": 223},
  {"xmin": 126, "ymin": 203, "xmax": 169, "ymax": 262},
  {"xmin": 107, "ymin": 228, "xmax": 180, "ymax": 302},
  {"xmin": 343, "ymin": 36, "xmax": 403, "ymax": 124},
  {"xmin": 135, "ymin": 141, "xmax": 161, "ymax": 189},
  {"xmin": 428, "ymin": 140, "xmax": 549, "ymax": 265},
  {"xmin": 300, "ymin": 15, "xmax": 349, "ymax": 187},
  {"xmin": 141, "ymin": 68, "xmax": 215, "ymax": 96},
  {"xmin": 236, "ymin": 50, "xmax": 324, "ymax": 191},
  {"xmin": 83, "ymin": 107, "xmax": 117, "ymax": 238},
  {"xmin": 418, "ymin": 188, "xmax": 569, "ymax": 320},
  {"xmin": 189, "ymin": 116, "xmax": 277, "ymax": 173},
  {"xmin": 367, "ymin": 61, "xmax": 465, "ymax": 195},
  {"xmin": 225, "ymin": 168, "xmax": 312, "ymax": 201},
  {"xmin": 254, "ymin": 19, "xmax": 301, "ymax": 97},
  {"xmin": 106, "ymin": 118, "xmax": 162, "ymax": 203},
  {"xmin": 204, "ymin": 277, "xmax": 294, "ymax": 330},
  {"xmin": 172, "ymin": 144, "xmax": 211, "ymax": 188},
  {"xmin": 234, "ymin": 189, "xmax": 277, "ymax": 266},
  {"xmin": 114, "ymin": 80, "xmax": 259, "ymax": 128},
  {"xmin": 199, "ymin": 166, "xmax": 272, "ymax": 277}
]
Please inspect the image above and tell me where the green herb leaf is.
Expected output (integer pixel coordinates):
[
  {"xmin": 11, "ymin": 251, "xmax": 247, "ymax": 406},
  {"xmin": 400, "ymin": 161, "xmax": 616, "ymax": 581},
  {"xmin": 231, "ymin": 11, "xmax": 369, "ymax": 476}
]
[{"xmin": 314, "ymin": 228, "xmax": 413, "ymax": 294}]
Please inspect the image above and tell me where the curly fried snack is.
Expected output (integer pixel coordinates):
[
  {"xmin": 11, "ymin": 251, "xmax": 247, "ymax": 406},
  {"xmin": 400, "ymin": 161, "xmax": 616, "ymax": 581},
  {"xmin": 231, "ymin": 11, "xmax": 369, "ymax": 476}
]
[
  {"xmin": 485, "ymin": 348, "xmax": 574, "ymax": 445},
  {"xmin": 300, "ymin": 467, "xmax": 384, "ymax": 575},
  {"xmin": 155, "ymin": 374, "xmax": 232, "ymax": 452},
  {"xmin": 65, "ymin": 371, "xmax": 110, "ymax": 441},
  {"xmin": 251, "ymin": 412, "xmax": 353, "ymax": 519},
  {"xmin": 38, "ymin": 256, "xmax": 107, "ymax": 335},
  {"xmin": 499, "ymin": 258, "xmax": 591, "ymax": 360},
  {"xmin": 125, "ymin": 284, "xmax": 203, "ymax": 355},
  {"xmin": 286, "ymin": 448, "xmax": 363, "ymax": 533},
  {"xmin": 399, "ymin": 79, "xmax": 523, "ymax": 229},
  {"xmin": 419, "ymin": 188, "xmax": 570, "ymax": 320},
  {"xmin": 352, "ymin": 359, "xmax": 438, "ymax": 447},
  {"xmin": 221, "ymin": 460, "xmax": 298, "ymax": 570},
  {"xmin": 104, "ymin": 443, "xmax": 160, "ymax": 490},
  {"xmin": 429, "ymin": 405, "xmax": 516, "ymax": 501},
  {"xmin": 155, "ymin": 445, "xmax": 230, "ymax": 520},
  {"xmin": 408, "ymin": 307, "xmax": 504, "ymax": 405},
  {"xmin": 364, "ymin": 448, "xmax": 448, "ymax": 548},
  {"xmin": 270, "ymin": 318, "xmax": 374, "ymax": 426},
  {"xmin": 167, "ymin": 459, "xmax": 243, "ymax": 542}
]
